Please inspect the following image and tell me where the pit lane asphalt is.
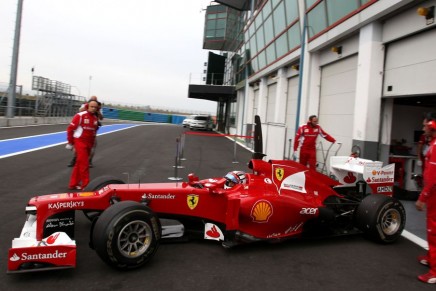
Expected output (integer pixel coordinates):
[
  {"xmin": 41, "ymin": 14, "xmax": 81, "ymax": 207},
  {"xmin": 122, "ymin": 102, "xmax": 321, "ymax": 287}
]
[{"xmin": 0, "ymin": 123, "xmax": 432, "ymax": 290}]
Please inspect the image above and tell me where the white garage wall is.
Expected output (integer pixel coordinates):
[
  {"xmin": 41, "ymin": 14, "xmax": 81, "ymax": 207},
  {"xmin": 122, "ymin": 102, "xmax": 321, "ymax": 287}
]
[
  {"xmin": 384, "ymin": 29, "xmax": 436, "ymax": 96},
  {"xmin": 253, "ymin": 88, "xmax": 259, "ymax": 118},
  {"xmin": 266, "ymin": 83, "xmax": 277, "ymax": 123},
  {"xmin": 265, "ymin": 124, "xmax": 287, "ymax": 160},
  {"xmin": 318, "ymin": 55, "xmax": 358, "ymax": 170},
  {"xmin": 285, "ymin": 76, "xmax": 299, "ymax": 158}
]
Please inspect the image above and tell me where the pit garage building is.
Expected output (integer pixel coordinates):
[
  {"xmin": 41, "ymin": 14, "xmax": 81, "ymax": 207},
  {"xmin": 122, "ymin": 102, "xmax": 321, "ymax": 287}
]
[{"xmin": 187, "ymin": 0, "xmax": 436, "ymax": 195}]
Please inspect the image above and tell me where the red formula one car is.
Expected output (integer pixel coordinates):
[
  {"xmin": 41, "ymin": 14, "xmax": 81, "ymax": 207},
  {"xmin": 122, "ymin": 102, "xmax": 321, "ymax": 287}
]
[{"xmin": 7, "ymin": 116, "xmax": 406, "ymax": 273}]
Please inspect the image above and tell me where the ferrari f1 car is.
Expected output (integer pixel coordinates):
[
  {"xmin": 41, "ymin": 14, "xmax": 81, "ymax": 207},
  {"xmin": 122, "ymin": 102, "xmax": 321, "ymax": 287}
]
[{"xmin": 7, "ymin": 116, "xmax": 405, "ymax": 273}]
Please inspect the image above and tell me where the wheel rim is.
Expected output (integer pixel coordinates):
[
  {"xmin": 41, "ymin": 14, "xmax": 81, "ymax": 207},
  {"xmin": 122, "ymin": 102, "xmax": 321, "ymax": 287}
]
[
  {"xmin": 381, "ymin": 208, "xmax": 401, "ymax": 235},
  {"xmin": 117, "ymin": 220, "xmax": 153, "ymax": 258}
]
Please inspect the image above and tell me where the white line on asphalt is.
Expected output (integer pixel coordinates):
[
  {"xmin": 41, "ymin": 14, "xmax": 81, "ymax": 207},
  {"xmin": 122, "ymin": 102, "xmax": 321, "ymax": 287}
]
[{"xmin": 402, "ymin": 230, "xmax": 428, "ymax": 250}]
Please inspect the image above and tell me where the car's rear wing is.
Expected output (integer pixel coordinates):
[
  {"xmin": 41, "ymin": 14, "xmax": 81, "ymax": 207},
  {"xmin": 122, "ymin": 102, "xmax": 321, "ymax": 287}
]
[{"xmin": 329, "ymin": 156, "xmax": 395, "ymax": 196}]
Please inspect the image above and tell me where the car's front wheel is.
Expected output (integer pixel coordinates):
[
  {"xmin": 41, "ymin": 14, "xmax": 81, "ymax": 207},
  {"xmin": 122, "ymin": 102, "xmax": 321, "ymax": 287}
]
[
  {"xmin": 92, "ymin": 201, "xmax": 161, "ymax": 270},
  {"xmin": 354, "ymin": 194, "xmax": 406, "ymax": 243}
]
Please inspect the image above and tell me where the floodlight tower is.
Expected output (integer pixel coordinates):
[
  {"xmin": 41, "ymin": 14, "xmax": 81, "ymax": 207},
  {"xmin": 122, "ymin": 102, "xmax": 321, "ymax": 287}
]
[{"xmin": 6, "ymin": 0, "xmax": 24, "ymax": 118}]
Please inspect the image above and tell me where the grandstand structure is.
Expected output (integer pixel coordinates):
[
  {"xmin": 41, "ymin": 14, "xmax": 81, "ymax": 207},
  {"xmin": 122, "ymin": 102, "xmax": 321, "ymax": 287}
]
[
  {"xmin": 0, "ymin": 76, "xmax": 84, "ymax": 117},
  {"xmin": 1, "ymin": 76, "xmax": 208, "ymax": 127},
  {"xmin": 31, "ymin": 76, "xmax": 84, "ymax": 117}
]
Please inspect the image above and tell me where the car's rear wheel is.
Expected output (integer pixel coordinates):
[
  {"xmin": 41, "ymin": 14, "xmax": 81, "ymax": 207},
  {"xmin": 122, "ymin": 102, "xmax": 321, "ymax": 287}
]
[
  {"xmin": 83, "ymin": 176, "xmax": 125, "ymax": 221},
  {"xmin": 92, "ymin": 201, "xmax": 161, "ymax": 270},
  {"xmin": 354, "ymin": 194, "xmax": 405, "ymax": 243}
]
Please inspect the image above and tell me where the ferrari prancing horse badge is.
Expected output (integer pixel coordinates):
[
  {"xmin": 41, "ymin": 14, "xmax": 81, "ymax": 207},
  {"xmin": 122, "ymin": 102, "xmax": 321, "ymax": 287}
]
[
  {"xmin": 275, "ymin": 167, "xmax": 284, "ymax": 181},
  {"xmin": 187, "ymin": 194, "xmax": 199, "ymax": 210}
]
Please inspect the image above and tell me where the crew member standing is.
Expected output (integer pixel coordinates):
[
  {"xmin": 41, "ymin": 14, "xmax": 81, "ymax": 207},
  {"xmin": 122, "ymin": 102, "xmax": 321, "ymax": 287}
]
[
  {"xmin": 68, "ymin": 96, "xmax": 103, "ymax": 167},
  {"xmin": 416, "ymin": 117, "xmax": 436, "ymax": 283},
  {"xmin": 293, "ymin": 115, "xmax": 336, "ymax": 170},
  {"xmin": 66, "ymin": 100, "xmax": 99, "ymax": 190},
  {"xmin": 418, "ymin": 132, "xmax": 431, "ymax": 173}
]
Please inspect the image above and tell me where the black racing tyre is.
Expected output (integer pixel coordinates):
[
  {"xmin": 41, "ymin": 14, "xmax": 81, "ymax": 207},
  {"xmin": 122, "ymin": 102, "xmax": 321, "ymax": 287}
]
[
  {"xmin": 354, "ymin": 194, "xmax": 406, "ymax": 243},
  {"xmin": 92, "ymin": 201, "xmax": 161, "ymax": 270},
  {"xmin": 83, "ymin": 176, "xmax": 125, "ymax": 221},
  {"xmin": 85, "ymin": 175, "xmax": 125, "ymax": 191}
]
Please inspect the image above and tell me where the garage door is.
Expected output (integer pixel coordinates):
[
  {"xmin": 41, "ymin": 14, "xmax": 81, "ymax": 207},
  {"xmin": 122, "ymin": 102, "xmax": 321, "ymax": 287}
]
[
  {"xmin": 266, "ymin": 83, "xmax": 277, "ymax": 123},
  {"xmin": 285, "ymin": 76, "xmax": 299, "ymax": 158},
  {"xmin": 384, "ymin": 28, "xmax": 436, "ymax": 97},
  {"xmin": 252, "ymin": 88, "xmax": 259, "ymax": 119},
  {"xmin": 318, "ymin": 54, "xmax": 358, "ymax": 171},
  {"xmin": 244, "ymin": 88, "xmax": 259, "ymax": 142},
  {"xmin": 264, "ymin": 83, "xmax": 285, "ymax": 159}
]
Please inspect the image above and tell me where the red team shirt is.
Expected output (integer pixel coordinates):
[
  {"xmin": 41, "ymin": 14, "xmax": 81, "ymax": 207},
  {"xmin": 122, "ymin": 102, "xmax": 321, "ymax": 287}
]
[
  {"xmin": 67, "ymin": 111, "xmax": 99, "ymax": 146},
  {"xmin": 293, "ymin": 123, "xmax": 335, "ymax": 152},
  {"xmin": 419, "ymin": 136, "xmax": 436, "ymax": 203}
]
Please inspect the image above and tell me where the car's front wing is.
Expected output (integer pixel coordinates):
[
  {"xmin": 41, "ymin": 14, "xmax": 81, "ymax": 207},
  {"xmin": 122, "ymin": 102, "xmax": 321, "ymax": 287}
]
[{"xmin": 7, "ymin": 206, "xmax": 77, "ymax": 273}]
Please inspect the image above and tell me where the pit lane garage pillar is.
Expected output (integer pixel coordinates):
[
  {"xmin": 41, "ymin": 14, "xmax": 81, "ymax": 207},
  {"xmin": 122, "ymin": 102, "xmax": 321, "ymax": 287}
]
[{"xmin": 352, "ymin": 22, "xmax": 384, "ymax": 161}]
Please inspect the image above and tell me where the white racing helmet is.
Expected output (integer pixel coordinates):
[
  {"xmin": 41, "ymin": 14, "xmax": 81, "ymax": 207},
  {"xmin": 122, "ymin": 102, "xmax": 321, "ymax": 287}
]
[{"xmin": 224, "ymin": 171, "xmax": 247, "ymax": 189}]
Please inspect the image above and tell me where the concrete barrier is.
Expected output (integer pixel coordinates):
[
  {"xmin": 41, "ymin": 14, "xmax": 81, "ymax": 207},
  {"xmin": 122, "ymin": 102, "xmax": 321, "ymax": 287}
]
[
  {"xmin": 0, "ymin": 116, "xmax": 153, "ymax": 128},
  {"xmin": 0, "ymin": 116, "xmax": 71, "ymax": 127}
]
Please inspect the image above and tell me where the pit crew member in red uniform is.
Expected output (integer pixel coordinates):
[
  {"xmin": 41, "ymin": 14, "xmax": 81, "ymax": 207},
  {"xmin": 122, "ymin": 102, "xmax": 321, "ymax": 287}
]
[
  {"xmin": 416, "ymin": 117, "xmax": 436, "ymax": 283},
  {"xmin": 68, "ymin": 96, "xmax": 103, "ymax": 168},
  {"xmin": 66, "ymin": 100, "xmax": 100, "ymax": 190},
  {"xmin": 293, "ymin": 115, "xmax": 336, "ymax": 170},
  {"xmin": 418, "ymin": 132, "xmax": 431, "ymax": 173}
]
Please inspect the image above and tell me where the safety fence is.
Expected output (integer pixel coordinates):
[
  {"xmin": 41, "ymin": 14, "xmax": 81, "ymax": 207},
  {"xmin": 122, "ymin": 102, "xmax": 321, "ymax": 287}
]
[
  {"xmin": 168, "ymin": 131, "xmax": 254, "ymax": 181},
  {"xmin": 102, "ymin": 107, "xmax": 186, "ymax": 125}
]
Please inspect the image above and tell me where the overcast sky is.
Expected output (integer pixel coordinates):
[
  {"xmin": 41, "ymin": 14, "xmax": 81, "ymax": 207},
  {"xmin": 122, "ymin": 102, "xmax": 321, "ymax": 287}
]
[{"xmin": 0, "ymin": 0, "xmax": 217, "ymax": 113}]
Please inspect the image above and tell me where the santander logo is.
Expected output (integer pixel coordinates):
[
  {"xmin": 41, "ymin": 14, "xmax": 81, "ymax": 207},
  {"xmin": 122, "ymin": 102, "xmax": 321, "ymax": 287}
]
[
  {"xmin": 10, "ymin": 253, "xmax": 20, "ymax": 262},
  {"xmin": 46, "ymin": 233, "xmax": 61, "ymax": 245},
  {"xmin": 343, "ymin": 172, "xmax": 356, "ymax": 184},
  {"xmin": 206, "ymin": 225, "xmax": 220, "ymax": 238},
  {"xmin": 204, "ymin": 223, "xmax": 224, "ymax": 241}
]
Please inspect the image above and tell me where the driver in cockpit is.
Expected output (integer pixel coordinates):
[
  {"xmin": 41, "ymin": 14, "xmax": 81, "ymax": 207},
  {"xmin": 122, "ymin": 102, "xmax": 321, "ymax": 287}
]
[
  {"xmin": 188, "ymin": 170, "xmax": 247, "ymax": 192},
  {"xmin": 224, "ymin": 171, "xmax": 247, "ymax": 189}
]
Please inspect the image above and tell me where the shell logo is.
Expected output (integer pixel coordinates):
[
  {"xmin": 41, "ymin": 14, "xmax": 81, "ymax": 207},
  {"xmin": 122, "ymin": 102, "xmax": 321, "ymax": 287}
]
[{"xmin": 250, "ymin": 200, "xmax": 273, "ymax": 223}]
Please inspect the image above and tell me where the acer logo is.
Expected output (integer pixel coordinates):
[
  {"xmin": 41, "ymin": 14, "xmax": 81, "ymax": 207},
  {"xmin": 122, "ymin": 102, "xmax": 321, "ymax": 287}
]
[{"xmin": 300, "ymin": 208, "xmax": 317, "ymax": 215}]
